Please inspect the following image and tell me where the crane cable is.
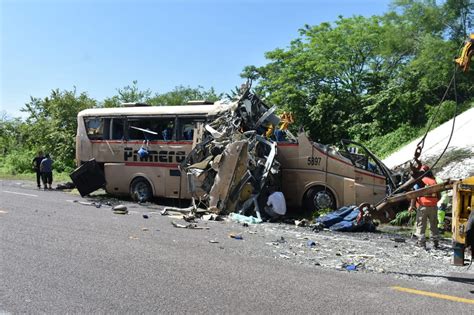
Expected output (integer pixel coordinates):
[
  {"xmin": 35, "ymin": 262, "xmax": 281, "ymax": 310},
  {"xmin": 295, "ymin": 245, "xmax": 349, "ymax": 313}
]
[
  {"xmin": 379, "ymin": 65, "xmax": 460, "ymax": 202},
  {"xmin": 414, "ymin": 71, "xmax": 456, "ymax": 157}
]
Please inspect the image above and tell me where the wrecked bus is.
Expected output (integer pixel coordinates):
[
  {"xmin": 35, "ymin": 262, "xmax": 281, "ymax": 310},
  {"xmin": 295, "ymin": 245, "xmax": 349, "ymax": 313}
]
[
  {"xmin": 75, "ymin": 101, "xmax": 232, "ymax": 200},
  {"xmin": 279, "ymin": 135, "xmax": 397, "ymax": 212},
  {"xmin": 74, "ymin": 98, "xmax": 395, "ymax": 213}
]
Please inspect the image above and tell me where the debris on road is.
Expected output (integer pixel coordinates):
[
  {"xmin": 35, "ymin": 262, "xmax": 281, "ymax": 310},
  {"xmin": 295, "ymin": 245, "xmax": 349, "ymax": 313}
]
[
  {"xmin": 229, "ymin": 233, "xmax": 243, "ymax": 240},
  {"xmin": 112, "ymin": 204, "xmax": 128, "ymax": 215},
  {"xmin": 315, "ymin": 205, "xmax": 376, "ymax": 232},
  {"xmin": 55, "ymin": 182, "xmax": 75, "ymax": 190},
  {"xmin": 171, "ymin": 221, "xmax": 210, "ymax": 230},
  {"xmin": 229, "ymin": 213, "xmax": 262, "ymax": 224}
]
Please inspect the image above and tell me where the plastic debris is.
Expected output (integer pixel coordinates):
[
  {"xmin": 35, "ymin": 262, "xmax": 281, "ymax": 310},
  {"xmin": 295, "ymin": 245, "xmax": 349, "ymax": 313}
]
[
  {"xmin": 307, "ymin": 240, "xmax": 316, "ymax": 247},
  {"xmin": 229, "ymin": 233, "xmax": 243, "ymax": 240},
  {"xmin": 171, "ymin": 221, "xmax": 209, "ymax": 230},
  {"xmin": 345, "ymin": 264, "xmax": 357, "ymax": 271},
  {"xmin": 142, "ymin": 214, "xmax": 149, "ymax": 219},
  {"xmin": 229, "ymin": 213, "xmax": 262, "ymax": 224}
]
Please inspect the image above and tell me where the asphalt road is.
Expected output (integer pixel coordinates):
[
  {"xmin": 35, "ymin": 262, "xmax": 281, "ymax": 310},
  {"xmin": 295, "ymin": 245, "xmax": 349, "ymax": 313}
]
[{"xmin": 1, "ymin": 179, "xmax": 473, "ymax": 313}]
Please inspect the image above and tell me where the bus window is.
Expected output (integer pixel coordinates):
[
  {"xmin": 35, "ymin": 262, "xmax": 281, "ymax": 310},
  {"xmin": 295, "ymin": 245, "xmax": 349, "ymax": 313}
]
[
  {"xmin": 178, "ymin": 118, "xmax": 203, "ymax": 141},
  {"xmin": 84, "ymin": 117, "xmax": 110, "ymax": 140},
  {"xmin": 127, "ymin": 117, "xmax": 175, "ymax": 141},
  {"xmin": 110, "ymin": 118, "xmax": 125, "ymax": 140}
]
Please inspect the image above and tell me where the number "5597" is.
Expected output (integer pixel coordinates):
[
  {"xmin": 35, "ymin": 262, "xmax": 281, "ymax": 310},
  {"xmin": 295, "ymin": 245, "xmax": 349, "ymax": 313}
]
[{"xmin": 307, "ymin": 156, "xmax": 321, "ymax": 166}]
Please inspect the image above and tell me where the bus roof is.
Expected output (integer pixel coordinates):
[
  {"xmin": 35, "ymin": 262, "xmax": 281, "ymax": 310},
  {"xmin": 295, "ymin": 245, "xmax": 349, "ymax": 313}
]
[{"xmin": 77, "ymin": 101, "xmax": 234, "ymax": 117}]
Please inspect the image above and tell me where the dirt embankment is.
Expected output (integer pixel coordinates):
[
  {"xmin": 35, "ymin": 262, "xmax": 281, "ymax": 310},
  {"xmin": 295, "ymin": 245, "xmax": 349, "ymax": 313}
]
[{"xmin": 383, "ymin": 107, "xmax": 474, "ymax": 179}]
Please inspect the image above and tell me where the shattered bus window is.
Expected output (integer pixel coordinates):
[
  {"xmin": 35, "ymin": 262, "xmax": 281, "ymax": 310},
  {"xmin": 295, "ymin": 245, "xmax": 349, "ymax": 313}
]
[
  {"xmin": 127, "ymin": 117, "xmax": 175, "ymax": 141},
  {"xmin": 84, "ymin": 117, "xmax": 108, "ymax": 140},
  {"xmin": 110, "ymin": 118, "xmax": 125, "ymax": 140},
  {"xmin": 178, "ymin": 118, "xmax": 204, "ymax": 141}
]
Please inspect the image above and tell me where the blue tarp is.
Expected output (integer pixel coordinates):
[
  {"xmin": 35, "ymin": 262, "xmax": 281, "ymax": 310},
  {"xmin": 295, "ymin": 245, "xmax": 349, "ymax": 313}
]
[{"xmin": 316, "ymin": 205, "xmax": 376, "ymax": 232}]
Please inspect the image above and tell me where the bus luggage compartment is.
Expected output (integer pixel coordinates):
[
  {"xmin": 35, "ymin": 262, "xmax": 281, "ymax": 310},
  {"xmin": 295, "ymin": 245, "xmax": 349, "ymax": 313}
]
[{"xmin": 69, "ymin": 159, "xmax": 106, "ymax": 196}]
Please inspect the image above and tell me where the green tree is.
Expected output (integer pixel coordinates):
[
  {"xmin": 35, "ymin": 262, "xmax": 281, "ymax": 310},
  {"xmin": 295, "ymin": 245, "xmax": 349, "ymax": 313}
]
[
  {"xmin": 102, "ymin": 80, "xmax": 152, "ymax": 107},
  {"xmin": 148, "ymin": 85, "xmax": 222, "ymax": 105},
  {"xmin": 241, "ymin": 0, "xmax": 473, "ymax": 152},
  {"xmin": 21, "ymin": 88, "xmax": 97, "ymax": 172},
  {"xmin": 0, "ymin": 112, "xmax": 24, "ymax": 158}
]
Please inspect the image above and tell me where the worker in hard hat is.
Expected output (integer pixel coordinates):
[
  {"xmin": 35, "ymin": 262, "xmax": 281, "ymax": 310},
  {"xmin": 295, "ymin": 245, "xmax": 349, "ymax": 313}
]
[{"xmin": 409, "ymin": 165, "xmax": 440, "ymax": 249}]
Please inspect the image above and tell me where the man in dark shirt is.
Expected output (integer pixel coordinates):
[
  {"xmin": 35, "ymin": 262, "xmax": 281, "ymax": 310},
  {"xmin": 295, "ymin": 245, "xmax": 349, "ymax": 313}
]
[
  {"xmin": 32, "ymin": 151, "xmax": 44, "ymax": 189},
  {"xmin": 40, "ymin": 154, "xmax": 53, "ymax": 190}
]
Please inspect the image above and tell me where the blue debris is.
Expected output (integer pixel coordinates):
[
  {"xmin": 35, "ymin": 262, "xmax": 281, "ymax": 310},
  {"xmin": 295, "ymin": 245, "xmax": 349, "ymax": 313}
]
[{"xmin": 346, "ymin": 264, "xmax": 357, "ymax": 271}]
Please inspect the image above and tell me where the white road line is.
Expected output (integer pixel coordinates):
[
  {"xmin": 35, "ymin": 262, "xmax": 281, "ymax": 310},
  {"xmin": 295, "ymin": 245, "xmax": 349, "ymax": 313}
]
[{"xmin": 2, "ymin": 191, "xmax": 38, "ymax": 197}]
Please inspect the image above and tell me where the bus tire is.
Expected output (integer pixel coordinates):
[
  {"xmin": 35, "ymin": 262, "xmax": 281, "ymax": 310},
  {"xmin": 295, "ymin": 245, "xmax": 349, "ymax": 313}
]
[
  {"xmin": 304, "ymin": 186, "xmax": 336, "ymax": 213},
  {"xmin": 130, "ymin": 177, "xmax": 153, "ymax": 203}
]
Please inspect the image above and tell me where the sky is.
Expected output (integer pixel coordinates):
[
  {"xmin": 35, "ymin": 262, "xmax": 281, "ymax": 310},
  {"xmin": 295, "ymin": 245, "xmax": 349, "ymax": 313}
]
[{"xmin": 1, "ymin": 0, "xmax": 393, "ymax": 118}]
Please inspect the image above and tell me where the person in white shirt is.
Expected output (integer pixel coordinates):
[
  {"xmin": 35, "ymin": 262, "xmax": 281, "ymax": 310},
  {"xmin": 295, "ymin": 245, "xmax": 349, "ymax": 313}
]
[{"xmin": 264, "ymin": 188, "xmax": 287, "ymax": 219}]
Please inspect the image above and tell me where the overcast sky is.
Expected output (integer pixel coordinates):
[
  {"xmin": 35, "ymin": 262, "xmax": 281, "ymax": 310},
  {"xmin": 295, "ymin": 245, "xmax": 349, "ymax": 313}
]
[{"xmin": 1, "ymin": 0, "xmax": 392, "ymax": 118}]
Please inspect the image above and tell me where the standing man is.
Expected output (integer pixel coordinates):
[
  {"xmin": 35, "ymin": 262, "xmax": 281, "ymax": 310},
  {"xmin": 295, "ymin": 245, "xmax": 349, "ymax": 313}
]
[
  {"xmin": 409, "ymin": 165, "xmax": 440, "ymax": 249},
  {"xmin": 40, "ymin": 153, "xmax": 53, "ymax": 190},
  {"xmin": 32, "ymin": 150, "xmax": 44, "ymax": 189}
]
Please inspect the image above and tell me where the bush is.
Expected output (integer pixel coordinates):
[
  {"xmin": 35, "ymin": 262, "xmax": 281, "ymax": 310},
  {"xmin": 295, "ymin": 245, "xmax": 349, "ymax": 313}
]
[
  {"xmin": 1, "ymin": 149, "xmax": 36, "ymax": 174},
  {"xmin": 365, "ymin": 124, "xmax": 421, "ymax": 158},
  {"xmin": 426, "ymin": 100, "xmax": 472, "ymax": 127},
  {"xmin": 390, "ymin": 210, "xmax": 416, "ymax": 226}
]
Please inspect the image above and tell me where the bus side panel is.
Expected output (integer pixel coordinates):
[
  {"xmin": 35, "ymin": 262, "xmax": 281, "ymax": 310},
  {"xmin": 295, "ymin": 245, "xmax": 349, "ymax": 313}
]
[
  {"xmin": 104, "ymin": 163, "xmax": 130, "ymax": 195},
  {"xmin": 165, "ymin": 168, "xmax": 191, "ymax": 199},
  {"xmin": 281, "ymin": 168, "xmax": 299, "ymax": 207},
  {"xmin": 294, "ymin": 134, "xmax": 355, "ymax": 180},
  {"xmin": 276, "ymin": 144, "xmax": 299, "ymax": 168},
  {"xmin": 95, "ymin": 141, "xmax": 124, "ymax": 163},
  {"xmin": 343, "ymin": 177, "xmax": 356, "ymax": 205},
  {"xmin": 76, "ymin": 117, "xmax": 93, "ymax": 164},
  {"xmin": 355, "ymin": 170, "xmax": 374, "ymax": 204},
  {"xmin": 104, "ymin": 163, "xmax": 166, "ymax": 197},
  {"xmin": 355, "ymin": 170, "xmax": 387, "ymax": 205},
  {"xmin": 282, "ymin": 169, "xmax": 345, "ymax": 209},
  {"xmin": 373, "ymin": 175, "xmax": 387, "ymax": 204}
]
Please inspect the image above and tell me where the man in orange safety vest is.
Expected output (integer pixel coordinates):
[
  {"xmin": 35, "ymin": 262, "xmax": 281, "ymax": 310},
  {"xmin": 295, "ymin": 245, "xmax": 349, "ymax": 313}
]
[{"xmin": 409, "ymin": 165, "xmax": 440, "ymax": 249}]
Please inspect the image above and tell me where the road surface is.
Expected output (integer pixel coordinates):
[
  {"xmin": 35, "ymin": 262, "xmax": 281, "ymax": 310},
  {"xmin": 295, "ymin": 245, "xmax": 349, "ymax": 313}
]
[{"xmin": 1, "ymin": 179, "xmax": 473, "ymax": 313}]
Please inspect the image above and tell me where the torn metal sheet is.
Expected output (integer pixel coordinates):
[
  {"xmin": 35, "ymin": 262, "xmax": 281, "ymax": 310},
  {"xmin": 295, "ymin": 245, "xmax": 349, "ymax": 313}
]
[
  {"xmin": 181, "ymin": 85, "xmax": 281, "ymax": 216},
  {"xmin": 208, "ymin": 140, "xmax": 249, "ymax": 214}
]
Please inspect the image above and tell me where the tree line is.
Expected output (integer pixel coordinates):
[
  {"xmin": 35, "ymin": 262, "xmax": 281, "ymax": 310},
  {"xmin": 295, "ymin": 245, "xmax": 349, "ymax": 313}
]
[{"xmin": 1, "ymin": 0, "xmax": 473, "ymax": 175}]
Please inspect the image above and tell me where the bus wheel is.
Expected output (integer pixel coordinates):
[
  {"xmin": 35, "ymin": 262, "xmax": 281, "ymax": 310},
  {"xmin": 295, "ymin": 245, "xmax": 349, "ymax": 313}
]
[
  {"xmin": 304, "ymin": 186, "xmax": 336, "ymax": 213},
  {"xmin": 130, "ymin": 177, "xmax": 152, "ymax": 203}
]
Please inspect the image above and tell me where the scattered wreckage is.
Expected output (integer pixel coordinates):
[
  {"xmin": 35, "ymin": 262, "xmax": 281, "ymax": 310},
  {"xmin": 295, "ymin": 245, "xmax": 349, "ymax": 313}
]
[{"xmin": 180, "ymin": 86, "xmax": 281, "ymax": 220}]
